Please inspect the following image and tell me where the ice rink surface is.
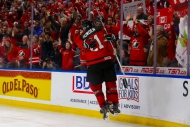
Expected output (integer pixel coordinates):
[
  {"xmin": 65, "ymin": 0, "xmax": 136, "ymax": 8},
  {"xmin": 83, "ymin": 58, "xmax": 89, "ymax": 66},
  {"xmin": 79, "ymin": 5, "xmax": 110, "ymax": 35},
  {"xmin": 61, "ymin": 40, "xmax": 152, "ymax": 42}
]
[{"xmin": 0, "ymin": 105, "xmax": 152, "ymax": 127}]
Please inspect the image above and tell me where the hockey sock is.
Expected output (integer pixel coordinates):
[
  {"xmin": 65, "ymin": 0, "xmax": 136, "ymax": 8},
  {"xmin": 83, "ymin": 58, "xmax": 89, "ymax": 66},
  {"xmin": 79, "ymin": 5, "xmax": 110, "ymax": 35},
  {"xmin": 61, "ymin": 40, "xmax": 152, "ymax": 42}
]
[
  {"xmin": 90, "ymin": 83, "xmax": 105, "ymax": 108},
  {"xmin": 105, "ymin": 82, "xmax": 119, "ymax": 104}
]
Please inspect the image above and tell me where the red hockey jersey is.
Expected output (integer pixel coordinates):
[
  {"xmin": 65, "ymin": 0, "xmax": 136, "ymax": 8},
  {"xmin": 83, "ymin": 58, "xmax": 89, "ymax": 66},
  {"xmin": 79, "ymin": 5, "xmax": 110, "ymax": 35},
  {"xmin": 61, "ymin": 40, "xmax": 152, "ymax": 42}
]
[
  {"xmin": 77, "ymin": 27, "xmax": 115, "ymax": 66},
  {"xmin": 129, "ymin": 23, "xmax": 148, "ymax": 66}
]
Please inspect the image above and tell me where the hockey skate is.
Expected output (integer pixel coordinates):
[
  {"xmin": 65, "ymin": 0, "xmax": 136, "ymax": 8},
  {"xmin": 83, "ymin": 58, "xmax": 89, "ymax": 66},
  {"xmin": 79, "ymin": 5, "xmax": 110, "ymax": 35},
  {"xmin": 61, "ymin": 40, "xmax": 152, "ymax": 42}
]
[
  {"xmin": 100, "ymin": 104, "xmax": 109, "ymax": 121},
  {"xmin": 108, "ymin": 103, "xmax": 120, "ymax": 117}
]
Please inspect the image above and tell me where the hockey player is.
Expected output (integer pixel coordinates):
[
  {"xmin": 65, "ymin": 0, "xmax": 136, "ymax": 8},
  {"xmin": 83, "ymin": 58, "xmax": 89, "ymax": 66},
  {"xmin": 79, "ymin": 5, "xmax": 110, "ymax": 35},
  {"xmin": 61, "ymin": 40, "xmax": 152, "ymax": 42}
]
[{"xmin": 76, "ymin": 17, "xmax": 120, "ymax": 120}]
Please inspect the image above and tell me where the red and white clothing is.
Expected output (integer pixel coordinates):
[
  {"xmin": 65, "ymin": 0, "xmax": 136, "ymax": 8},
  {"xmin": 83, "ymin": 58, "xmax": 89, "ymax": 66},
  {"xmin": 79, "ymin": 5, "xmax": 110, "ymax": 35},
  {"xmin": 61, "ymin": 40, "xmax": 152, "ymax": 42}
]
[
  {"xmin": 58, "ymin": 45, "xmax": 75, "ymax": 70},
  {"xmin": 146, "ymin": 0, "xmax": 154, "ymax": 16},
  {"xmin": 28, "ymin": 44, "xmax": 41, "ymax": 65},
  {"xmin": 126, "ymin": 23, "xmax": 148, "ymax": 66},
  {"xmin": 17, "ymin": 47, "xmax": 30, "ymax": 65},
  {"xmin": 0, "ymin": 45, "xmax": 18, "ymax": 63},
  {"xmin": 76, "ymin": 27, "xmax": 115, "ymax": 66},
  {"xmin": 70, "ymin": 23, "xmax": 81, "ymax": 42},
  {"xmin": 106, "ymin": 24, "xmax": 119, "ymax": 36}
]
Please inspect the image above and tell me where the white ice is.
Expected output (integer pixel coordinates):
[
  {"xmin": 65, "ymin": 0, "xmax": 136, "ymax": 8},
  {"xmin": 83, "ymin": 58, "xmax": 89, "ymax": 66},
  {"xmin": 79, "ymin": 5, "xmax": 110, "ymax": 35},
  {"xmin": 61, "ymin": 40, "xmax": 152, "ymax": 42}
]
[{"xmin": 0, "ymin": 104, "xmax": 152, "ymax": 127}]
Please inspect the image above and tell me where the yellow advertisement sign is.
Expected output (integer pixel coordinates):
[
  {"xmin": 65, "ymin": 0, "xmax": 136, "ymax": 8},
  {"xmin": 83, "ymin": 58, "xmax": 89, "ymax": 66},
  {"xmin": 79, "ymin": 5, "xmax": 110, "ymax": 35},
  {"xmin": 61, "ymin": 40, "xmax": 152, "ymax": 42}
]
[{"xmin": 0, "ymin": 71, "xmax": 51, "ymax": 101}]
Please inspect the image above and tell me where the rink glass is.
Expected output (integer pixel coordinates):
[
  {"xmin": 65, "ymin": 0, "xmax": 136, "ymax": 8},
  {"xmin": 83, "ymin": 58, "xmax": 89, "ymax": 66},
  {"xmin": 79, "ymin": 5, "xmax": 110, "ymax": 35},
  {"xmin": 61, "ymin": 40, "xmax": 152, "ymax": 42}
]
[{"xmin": 0, "ymin": 0, "xmax": 187, "ymax": 76}]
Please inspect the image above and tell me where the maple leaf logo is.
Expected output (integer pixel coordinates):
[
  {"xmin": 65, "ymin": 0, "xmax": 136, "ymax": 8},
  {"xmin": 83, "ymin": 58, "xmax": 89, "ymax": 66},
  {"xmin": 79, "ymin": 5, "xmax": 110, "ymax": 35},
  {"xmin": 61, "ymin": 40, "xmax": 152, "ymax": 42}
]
[
  {"xmin": 178, "ymin": 30, "xmax": 188, "ymax": 55},
  {"xmin": 179, "ymin": 30, "xmax": 188, "ymax": 47}
]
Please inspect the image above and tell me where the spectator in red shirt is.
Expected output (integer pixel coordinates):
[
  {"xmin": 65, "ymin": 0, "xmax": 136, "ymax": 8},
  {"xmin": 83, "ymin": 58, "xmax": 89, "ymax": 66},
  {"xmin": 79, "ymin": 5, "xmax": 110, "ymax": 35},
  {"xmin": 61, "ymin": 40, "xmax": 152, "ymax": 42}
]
[
  {"xmin": 58, "ymin": 38, "xmax": 75, "ymax": 70},
  {"xmin": 0, "ymin": 37, "xmax": 18, "ymax": 68},
  {"xmin": 17, "ymin": 35, "xmax": 30, "ymax": 68},
  {"xmin": 125, "ymin": 13, "xmax": 149, "ymax": 66},
  {"xmin": 28, "ymin": 35, "xmax": 41, "ymax": 68}
]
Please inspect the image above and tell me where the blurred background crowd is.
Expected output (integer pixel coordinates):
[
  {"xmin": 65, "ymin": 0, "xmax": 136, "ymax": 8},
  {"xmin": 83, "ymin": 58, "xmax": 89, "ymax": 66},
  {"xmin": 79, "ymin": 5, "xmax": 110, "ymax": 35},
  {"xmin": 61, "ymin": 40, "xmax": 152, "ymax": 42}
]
[{"xmin": 0, "ymin": 0, "xmax": 183, "ymax": 71}]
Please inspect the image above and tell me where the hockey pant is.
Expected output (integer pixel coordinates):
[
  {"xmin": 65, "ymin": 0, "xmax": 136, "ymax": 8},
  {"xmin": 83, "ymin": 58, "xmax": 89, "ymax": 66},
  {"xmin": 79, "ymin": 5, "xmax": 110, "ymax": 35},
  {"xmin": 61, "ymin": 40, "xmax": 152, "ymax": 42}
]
[{"xmin": 90, "ymin": 81, "xmax": 119, "ymax": 108}]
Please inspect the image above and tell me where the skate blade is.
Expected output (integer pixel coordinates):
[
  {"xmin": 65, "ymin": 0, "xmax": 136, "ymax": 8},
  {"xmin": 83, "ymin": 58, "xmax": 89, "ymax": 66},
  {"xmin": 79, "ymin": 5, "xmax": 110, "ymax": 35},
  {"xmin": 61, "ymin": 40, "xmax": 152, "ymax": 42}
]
[
  {"xmin": 113, "ymin": 113, "xmax": 119, "ymax": 117},
  {"xmin": 109, "ymin": 111, "xmax": 118, "ymax": 117},
  {"xmin": 103, "ymin": 112, "xmax": 109, "ymax": 121}
]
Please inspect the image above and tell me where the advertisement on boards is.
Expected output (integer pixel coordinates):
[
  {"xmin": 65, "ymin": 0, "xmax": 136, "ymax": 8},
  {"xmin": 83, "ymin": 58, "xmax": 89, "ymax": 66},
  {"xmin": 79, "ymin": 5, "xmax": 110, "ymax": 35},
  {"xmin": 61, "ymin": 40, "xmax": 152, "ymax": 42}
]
[
  {"xmin": 122, "ymin": 66, "xmax": 187, "ymax": 75},
  {"xmin": 117, "ymin": 76, "xmax": 141, "ymax": 112},
  {"xmin": 0, "ymin": 71, "xmax": 51, "ymax": 101},
  {"xmin": 72, "ymin": 75, "xmax": 92, "ymax": 94},
  {"xmin": 69, "ymin": 74, "xmax": 143, "ymax": 112},
  {"xmin": 59, "ymin": 73, "xmax": 99, "ymax": 110},
  {"xmin": 116, "ymin": 74, "xmax": 190, "ymax": 125},
  {"xmin": 69, "ymin": 74, "xmax": 143, "ymax": 111},
  {"xmin": 1, "ymin": 71, "xmax": 190, "ymax": 125}
]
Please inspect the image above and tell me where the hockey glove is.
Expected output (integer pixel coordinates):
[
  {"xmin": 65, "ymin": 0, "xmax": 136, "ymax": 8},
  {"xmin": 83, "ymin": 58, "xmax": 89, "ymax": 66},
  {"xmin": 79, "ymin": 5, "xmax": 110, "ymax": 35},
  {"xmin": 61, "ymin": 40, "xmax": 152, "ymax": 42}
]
[
  {"xmin": 83, "ymin": 39, "xmax": 96, "ymax": 49},
  {"xmin": 105, "ymin": 34, "xmax": 117, "ymax": 43}
]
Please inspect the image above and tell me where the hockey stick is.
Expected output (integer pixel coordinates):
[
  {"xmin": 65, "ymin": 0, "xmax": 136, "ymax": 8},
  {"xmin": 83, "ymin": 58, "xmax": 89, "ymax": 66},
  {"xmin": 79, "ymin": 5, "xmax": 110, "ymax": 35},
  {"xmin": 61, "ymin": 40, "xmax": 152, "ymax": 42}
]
[
  {"xmin": 74, "ymin": 54, "xmax": 80, "ymax": 57},
  {"xmin": 95, "ymin": 9, "xmax": 128, "ymax": 89},
  {"xmin": 74, "ymin": 65, "xmax": 81, "ymax": 68}
]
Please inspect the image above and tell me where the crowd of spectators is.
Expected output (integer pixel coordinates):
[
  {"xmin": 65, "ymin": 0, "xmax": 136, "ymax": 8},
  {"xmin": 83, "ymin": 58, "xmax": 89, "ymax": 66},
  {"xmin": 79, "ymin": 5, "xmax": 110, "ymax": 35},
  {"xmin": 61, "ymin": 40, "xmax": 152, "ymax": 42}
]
[{"xmin": 0, "ymin": 0, "xmax": 181, "ymax": 71}]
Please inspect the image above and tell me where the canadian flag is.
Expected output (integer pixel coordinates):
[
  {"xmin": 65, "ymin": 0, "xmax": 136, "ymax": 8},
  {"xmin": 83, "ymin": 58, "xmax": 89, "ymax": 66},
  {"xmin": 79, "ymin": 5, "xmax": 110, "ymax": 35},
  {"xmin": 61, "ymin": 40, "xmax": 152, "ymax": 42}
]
[{"xmin": 175, "ymin": 15, "xmax": 188, "ymax": 68}]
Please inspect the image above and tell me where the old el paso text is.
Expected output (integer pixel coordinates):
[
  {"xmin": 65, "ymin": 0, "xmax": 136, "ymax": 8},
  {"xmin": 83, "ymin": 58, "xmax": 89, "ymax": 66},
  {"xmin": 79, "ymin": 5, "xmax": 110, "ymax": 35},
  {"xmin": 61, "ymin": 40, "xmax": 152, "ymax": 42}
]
[{"xmin": 2, "ymin": 79, "xmax": 38, "ymax": 98}]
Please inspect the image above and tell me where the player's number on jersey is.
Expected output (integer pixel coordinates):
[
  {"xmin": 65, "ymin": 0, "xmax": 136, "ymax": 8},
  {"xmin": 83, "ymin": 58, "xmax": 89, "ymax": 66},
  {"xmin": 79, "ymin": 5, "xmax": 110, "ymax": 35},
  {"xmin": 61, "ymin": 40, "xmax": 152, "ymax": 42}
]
[{"xmin": 90, "ymin": 35, "xmax": 104, "ymax": 52}]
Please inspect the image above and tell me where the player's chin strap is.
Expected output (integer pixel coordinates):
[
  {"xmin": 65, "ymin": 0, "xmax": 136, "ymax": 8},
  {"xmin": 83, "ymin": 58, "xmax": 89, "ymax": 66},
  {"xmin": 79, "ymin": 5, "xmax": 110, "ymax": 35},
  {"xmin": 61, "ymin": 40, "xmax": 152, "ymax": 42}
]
[{"xmin": 95, "ymin": 8, "xmax": 128, "ymax": 89}]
